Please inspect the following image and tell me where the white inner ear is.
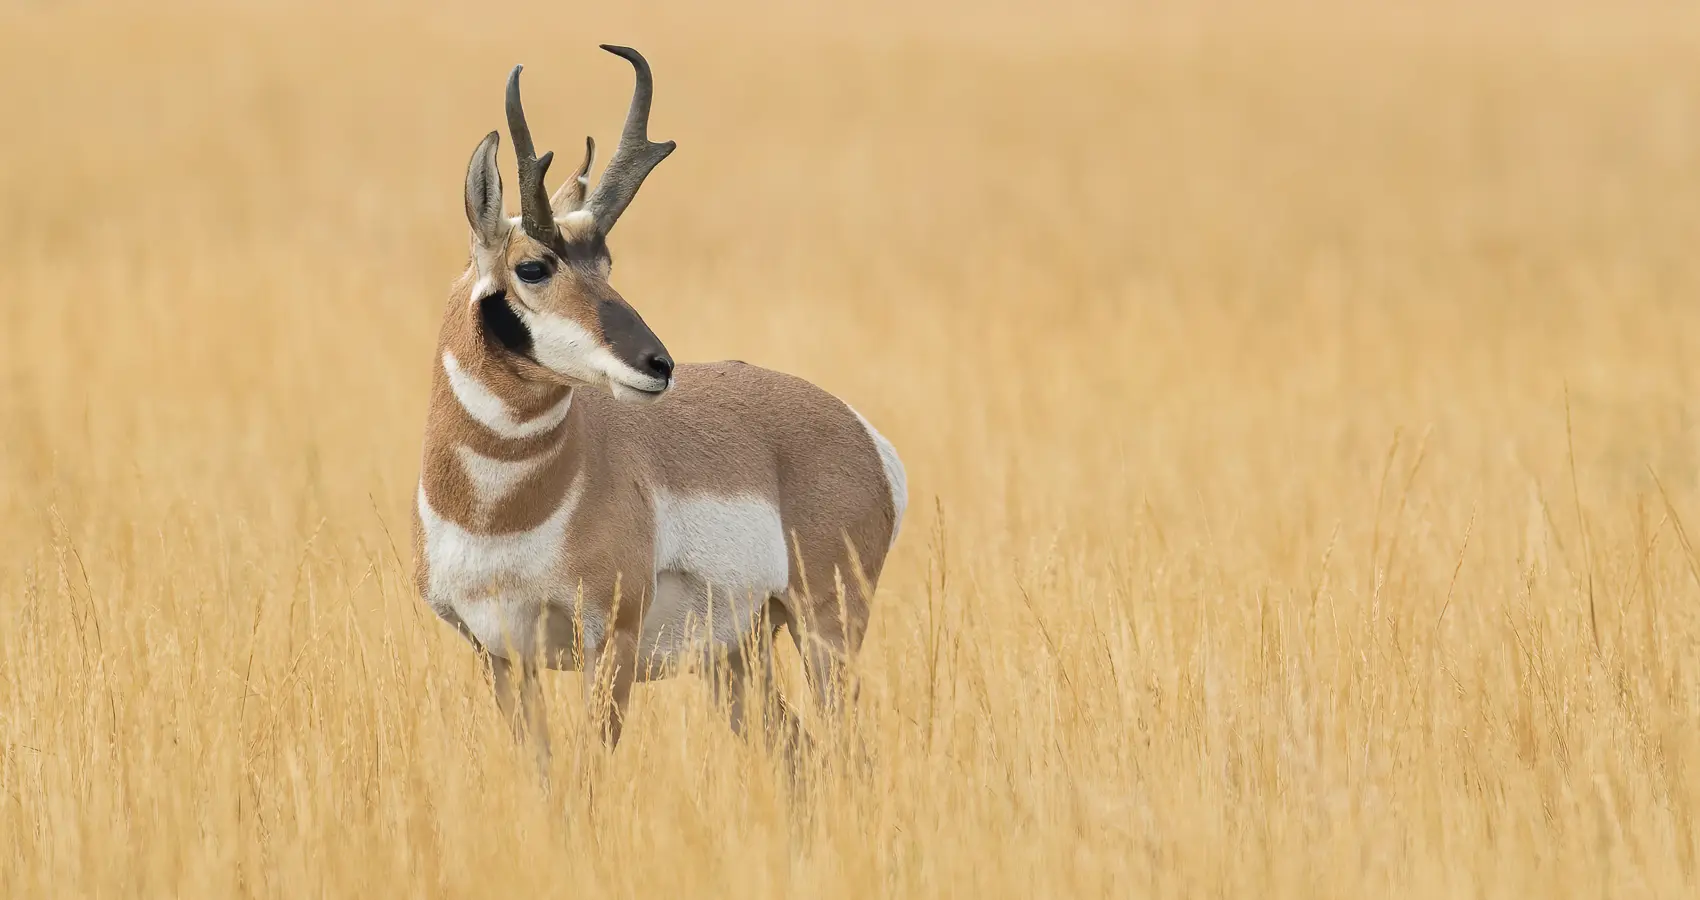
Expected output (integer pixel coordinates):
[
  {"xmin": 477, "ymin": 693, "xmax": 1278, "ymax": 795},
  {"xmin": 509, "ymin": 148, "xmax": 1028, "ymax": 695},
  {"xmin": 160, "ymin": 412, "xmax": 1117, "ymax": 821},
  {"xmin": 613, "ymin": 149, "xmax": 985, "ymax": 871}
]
[
  {"xmin": 470, "ymin": 274, "xmax": 496, "ymax": 305},
  {"xmin": 467, "ymin": 228, "xmax": 510, "ymax": 307}
]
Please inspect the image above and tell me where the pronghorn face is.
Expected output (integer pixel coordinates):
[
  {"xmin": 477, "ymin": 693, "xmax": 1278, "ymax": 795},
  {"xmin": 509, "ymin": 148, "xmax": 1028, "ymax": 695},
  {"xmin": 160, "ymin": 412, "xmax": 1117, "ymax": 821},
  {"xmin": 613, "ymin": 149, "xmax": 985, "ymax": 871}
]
[
  {"xmin": 460, "ymin": 49, "xmax": 678, "ymax": 404},
  {"xmin": 465, "ymin": 199, "xmax": 674, "ymax": 403}
]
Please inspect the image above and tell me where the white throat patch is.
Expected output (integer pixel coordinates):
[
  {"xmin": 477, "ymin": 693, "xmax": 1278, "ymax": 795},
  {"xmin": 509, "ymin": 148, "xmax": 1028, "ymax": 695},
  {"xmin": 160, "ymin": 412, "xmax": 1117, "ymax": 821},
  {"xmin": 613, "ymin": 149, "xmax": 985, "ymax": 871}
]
[
  {"xmin": 454, "ymin": 440, "xmax": 561, "ymax": 511},
  {"xmin": 442, "ymin": 350, "xmax": 573, "ymax": 439}
]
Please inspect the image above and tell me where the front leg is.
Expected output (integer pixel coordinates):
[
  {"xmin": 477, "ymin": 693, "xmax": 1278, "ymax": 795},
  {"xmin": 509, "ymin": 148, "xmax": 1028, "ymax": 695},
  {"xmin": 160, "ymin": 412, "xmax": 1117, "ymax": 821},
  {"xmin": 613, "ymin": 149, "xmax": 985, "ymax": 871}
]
[
  {"xmin": 581, "ymin": 570, "xmax": 651, "ymax": 750},
  {"xmin": 587, "ymin": 629, "xmax": 639, "ymax": 748},
  {"xmin": 488, "ymin": 653, "xmax": 551, "ymax": 777},
  {"xmin": 433, "ymin": 604, "xmax": 554, "ymax": 771}
]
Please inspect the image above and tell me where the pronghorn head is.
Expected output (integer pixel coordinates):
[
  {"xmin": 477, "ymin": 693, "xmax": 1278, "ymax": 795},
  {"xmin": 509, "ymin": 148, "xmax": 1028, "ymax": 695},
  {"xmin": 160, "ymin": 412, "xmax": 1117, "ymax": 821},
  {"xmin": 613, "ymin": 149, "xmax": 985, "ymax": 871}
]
[{"xmin": 462, "ymin": 46, "xmax": 676, "ymax": 404}]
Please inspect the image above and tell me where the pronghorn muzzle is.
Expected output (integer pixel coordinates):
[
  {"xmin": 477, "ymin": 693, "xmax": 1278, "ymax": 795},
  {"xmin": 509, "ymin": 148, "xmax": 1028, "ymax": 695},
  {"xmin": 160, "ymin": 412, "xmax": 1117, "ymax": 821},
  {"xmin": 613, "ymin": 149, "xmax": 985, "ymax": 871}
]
[{"xmin": 599, "ymin": 299, "xmax": 672, "ymax": 389}]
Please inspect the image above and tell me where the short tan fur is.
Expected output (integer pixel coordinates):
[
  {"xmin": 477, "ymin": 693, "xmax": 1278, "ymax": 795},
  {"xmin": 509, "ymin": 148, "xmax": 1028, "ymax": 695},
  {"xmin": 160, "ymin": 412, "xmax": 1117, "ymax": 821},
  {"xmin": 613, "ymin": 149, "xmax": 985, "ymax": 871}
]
[{"xmin": 411, "ymin": 46, "xmax": 906, "ymax": 761}]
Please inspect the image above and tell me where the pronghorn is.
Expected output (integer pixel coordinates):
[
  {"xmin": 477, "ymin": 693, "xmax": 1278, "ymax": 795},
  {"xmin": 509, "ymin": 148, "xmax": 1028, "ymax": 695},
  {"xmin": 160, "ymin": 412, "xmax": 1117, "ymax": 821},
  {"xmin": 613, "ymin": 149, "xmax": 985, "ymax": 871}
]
[{"xmin": 411, "ymin": 46, "xmax": 906, "ymax": 760}]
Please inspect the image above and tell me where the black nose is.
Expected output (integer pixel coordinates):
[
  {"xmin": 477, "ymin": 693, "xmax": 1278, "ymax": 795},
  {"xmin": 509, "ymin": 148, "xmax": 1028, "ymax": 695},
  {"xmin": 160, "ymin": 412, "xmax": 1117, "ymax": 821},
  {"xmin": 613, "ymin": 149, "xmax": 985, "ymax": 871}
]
[{"xmin": 641, "ymin": 352, "xmax": 674, "ymax": 380}]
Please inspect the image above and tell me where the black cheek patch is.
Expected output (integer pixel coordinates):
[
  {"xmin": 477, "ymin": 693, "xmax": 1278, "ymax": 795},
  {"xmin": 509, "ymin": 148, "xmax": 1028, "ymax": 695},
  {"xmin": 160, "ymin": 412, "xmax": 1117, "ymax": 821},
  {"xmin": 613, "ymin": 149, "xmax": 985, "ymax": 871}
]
[{"xmin": 478, "ymin": 291, "xmax": 534, "ymax": 358}]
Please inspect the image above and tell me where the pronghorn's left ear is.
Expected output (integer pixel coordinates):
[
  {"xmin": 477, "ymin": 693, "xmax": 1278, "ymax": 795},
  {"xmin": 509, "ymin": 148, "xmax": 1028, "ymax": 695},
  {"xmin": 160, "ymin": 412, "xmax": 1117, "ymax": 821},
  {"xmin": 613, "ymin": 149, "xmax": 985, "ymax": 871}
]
[{"xmin": 464, "ymin": 130, "xmax": 506, "ymax": 248}]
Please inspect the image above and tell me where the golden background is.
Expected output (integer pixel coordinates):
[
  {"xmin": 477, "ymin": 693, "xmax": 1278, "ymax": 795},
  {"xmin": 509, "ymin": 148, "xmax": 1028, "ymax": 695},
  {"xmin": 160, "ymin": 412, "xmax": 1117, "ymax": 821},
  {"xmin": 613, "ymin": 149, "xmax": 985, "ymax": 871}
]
[{"xmin": 4, "ymin": 1, "xmax": 1700, "ymax": 895}]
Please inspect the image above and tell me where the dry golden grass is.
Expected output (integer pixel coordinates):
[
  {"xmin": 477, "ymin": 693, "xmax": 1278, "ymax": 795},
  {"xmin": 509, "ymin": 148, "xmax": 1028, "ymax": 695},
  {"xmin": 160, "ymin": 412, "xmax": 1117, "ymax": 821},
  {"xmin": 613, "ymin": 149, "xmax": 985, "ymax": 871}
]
[{"xmin": 6, "ymin": 0, "xmax": 1700, "ymax": 895}]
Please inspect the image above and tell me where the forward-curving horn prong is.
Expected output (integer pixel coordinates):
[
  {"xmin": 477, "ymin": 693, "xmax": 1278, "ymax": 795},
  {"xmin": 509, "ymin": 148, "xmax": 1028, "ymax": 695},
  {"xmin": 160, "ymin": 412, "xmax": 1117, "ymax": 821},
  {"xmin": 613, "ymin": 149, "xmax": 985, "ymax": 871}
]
[{"xmin": 505, "ymin": 64, "xmax": 559, "ymax": 245}]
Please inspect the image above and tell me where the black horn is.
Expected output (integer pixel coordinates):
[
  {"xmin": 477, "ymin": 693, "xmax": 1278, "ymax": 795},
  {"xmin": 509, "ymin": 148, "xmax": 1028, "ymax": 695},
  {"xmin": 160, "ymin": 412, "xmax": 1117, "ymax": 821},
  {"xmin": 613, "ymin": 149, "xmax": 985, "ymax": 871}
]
[
  {"xmin": 505, "ymin": 65, "xmax": 559, "ymax": 245},
  {"xmin": 582, "ymin": 46, "xmax": 676, "ymax": 236}
]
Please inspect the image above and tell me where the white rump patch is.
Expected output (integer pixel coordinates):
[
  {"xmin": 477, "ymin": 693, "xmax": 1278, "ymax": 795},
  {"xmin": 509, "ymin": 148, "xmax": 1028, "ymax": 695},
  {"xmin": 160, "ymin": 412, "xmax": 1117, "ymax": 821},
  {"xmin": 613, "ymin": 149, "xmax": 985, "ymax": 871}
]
[
  {"xmin": 417, "ymin": 475, "xmax": 596, "ymax": 659},
  {"xmin": 442, "ymin": 350, "xmax": 573, "ymax": 439},
  {"xmin": 846, "ymin": 406, "xmax": 907, "ymax": 547},
  {"xmin": 642, "ymin": 491, "xmax": 789, "ymax": 659}
]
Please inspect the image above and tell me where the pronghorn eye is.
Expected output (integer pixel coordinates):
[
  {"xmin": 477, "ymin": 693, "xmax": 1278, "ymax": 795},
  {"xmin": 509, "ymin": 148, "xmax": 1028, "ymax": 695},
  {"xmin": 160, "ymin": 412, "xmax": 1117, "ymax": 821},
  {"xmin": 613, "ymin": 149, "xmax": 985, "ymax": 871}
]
[{"xmin": 514, "ymin": 261, "xmax": 551, "ymax": 284}]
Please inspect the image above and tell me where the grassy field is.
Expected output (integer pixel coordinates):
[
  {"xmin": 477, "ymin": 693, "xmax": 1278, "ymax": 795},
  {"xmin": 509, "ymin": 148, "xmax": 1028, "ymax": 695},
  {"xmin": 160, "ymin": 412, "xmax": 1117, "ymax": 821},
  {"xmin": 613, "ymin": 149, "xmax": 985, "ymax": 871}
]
[{"xmin": 5, "ymin": 0, "xmax": 1700, "ymax": 895}]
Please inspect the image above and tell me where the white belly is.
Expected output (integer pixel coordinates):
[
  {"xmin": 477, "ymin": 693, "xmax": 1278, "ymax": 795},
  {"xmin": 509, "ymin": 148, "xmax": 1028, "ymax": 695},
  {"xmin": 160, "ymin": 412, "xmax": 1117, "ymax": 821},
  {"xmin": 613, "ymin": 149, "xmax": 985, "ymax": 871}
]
[{"xmin": 640, "ymin": 491, "xmax": 791, "ymax": 667}]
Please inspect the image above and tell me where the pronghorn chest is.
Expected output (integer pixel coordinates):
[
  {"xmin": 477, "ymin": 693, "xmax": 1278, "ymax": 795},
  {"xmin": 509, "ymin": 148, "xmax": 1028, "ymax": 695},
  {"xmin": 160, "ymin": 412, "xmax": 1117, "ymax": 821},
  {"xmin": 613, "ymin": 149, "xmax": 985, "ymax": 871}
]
[
  {"xmin": 417, "ymin": 357, "xmax": 594, "ymax": 662},
  {"xmin": 416, "ymin": 466, "xmax": 793, "ymax": 669},
  {"xmin": 415, "ymin": 471, "xmax": 590, "ymax": 663}
]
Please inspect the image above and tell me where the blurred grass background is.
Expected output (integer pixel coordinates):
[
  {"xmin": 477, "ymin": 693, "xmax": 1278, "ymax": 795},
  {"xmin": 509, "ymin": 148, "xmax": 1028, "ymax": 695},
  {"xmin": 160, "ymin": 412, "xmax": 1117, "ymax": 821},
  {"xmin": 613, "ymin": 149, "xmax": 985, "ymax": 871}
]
[{"xmin": 5, "ymin": 0, "xmax": 1700, "ymax": 896}]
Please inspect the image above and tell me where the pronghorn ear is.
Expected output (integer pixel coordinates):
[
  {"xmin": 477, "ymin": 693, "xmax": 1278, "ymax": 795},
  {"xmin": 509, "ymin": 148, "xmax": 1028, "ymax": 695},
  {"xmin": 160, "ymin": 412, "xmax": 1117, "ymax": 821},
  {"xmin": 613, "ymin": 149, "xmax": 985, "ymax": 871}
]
[
  {"xmin": 550, "ymin": 136, "xmax": 595, "ymax": 214},
  {"xmin": 464, "ymin": 130, "xmax": 506, "ymax": 248}
]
